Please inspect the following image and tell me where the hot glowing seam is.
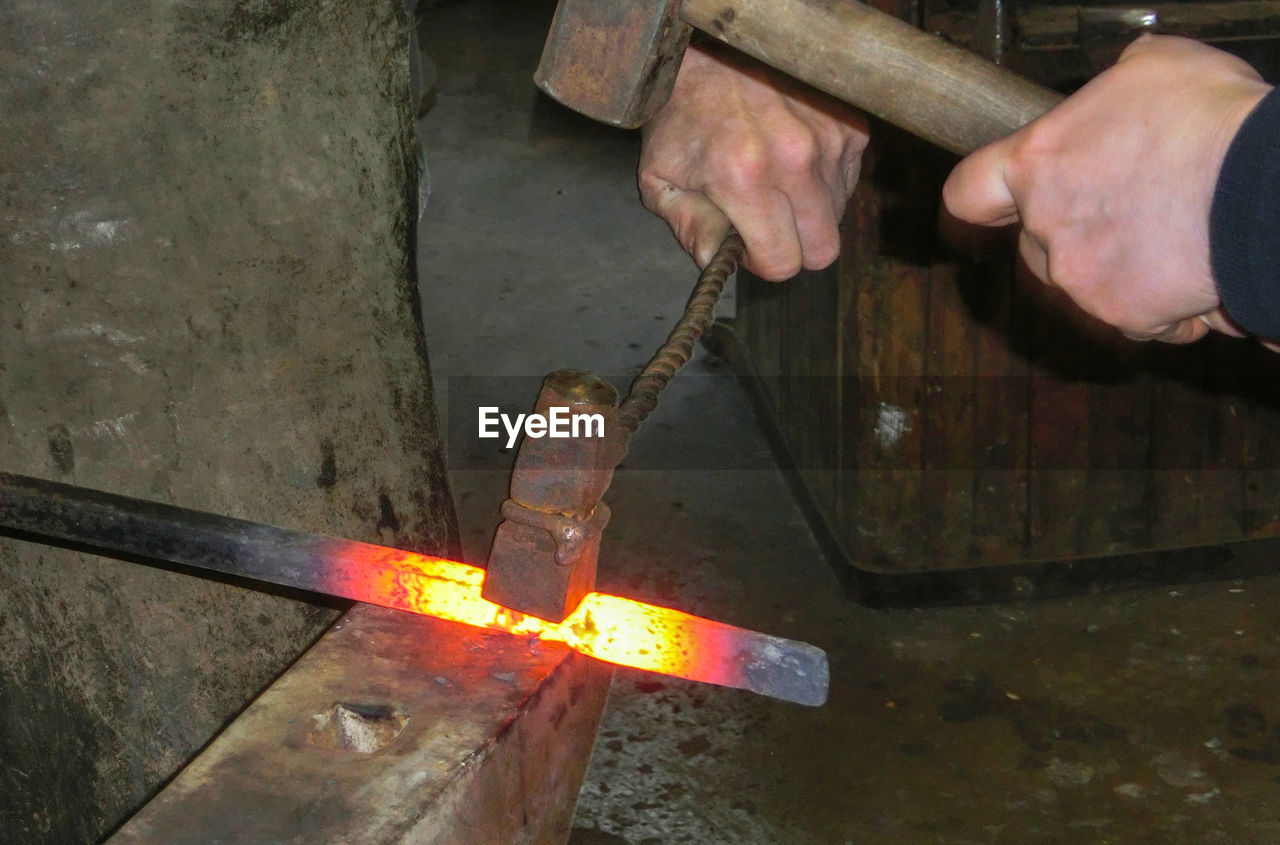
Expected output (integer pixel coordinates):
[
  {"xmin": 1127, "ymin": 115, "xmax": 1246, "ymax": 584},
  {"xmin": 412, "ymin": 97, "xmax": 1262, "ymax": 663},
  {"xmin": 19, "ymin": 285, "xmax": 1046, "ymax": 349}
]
[{"xmin": 337, "ymin": 549, "xmax": 728, "ymax": 683}]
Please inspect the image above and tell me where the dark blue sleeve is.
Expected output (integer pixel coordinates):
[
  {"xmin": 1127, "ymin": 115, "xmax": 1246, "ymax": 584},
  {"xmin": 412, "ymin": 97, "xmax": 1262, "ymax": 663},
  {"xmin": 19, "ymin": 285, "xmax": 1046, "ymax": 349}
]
[{"xmin": 1211, "ymin": 87, "xmax": 1280, "ymax": 339}]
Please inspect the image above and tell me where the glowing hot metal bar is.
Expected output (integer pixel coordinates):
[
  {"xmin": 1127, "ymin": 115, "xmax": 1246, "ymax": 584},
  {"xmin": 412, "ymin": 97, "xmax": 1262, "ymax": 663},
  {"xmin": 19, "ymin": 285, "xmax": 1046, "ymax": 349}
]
[
  {"xmin": 334, "ymin": 547, "xmax": 827, "ymax": 703},
  {"xmin": 0, "ymin": 472, "xmax": 828, "ymax": 706}
]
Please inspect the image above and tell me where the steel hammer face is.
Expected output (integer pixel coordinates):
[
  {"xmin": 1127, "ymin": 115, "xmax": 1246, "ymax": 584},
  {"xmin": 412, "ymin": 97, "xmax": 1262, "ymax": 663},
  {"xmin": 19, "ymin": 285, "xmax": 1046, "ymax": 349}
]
[{"xmin": 535, "ymin": 0, "xmax": 691, "ymax": 129}]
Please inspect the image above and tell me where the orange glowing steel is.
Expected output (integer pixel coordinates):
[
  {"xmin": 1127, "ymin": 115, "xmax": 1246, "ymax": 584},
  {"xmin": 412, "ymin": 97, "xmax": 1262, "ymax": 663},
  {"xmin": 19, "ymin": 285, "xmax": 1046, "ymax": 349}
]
[
  {"xmin": 328, "ymin": 544, "xmax": 775, "ymax": 692},
  {"xmin": 0, "ymin": 472, "xmax": 825, "ymax": 704}
]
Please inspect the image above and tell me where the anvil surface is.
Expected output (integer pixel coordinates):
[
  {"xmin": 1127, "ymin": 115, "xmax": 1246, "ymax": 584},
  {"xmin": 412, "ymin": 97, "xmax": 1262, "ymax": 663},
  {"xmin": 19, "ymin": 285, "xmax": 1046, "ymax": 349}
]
[{"xmin": 113, "ymin": 604, "xmax": 611, "ymax": 844}]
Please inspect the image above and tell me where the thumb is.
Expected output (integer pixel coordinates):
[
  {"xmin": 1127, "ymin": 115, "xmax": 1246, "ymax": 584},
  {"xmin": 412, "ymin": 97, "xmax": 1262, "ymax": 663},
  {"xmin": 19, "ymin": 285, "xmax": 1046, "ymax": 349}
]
[
  {"xmin": 645, "ymin": 182, "xmax": 733, "ymax": 269},
  {"xmin": 942, "ymin": 136, "xmax": 1022, "ymax": 227}
]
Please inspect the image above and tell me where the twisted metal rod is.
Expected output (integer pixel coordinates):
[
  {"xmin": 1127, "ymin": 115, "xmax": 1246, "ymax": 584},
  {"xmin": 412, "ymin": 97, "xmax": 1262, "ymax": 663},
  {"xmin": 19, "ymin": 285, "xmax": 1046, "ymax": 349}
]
[{"xmin": 617, "ymin": 230, "xmax": 746, "ymax": 433}]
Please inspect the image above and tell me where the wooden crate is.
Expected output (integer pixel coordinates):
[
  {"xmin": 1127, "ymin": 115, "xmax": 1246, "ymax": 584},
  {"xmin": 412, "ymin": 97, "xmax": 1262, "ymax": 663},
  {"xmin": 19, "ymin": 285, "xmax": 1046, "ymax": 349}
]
[{"xmin": 731, "ymin": 122, "xmax": 1280, "ymax": 578}]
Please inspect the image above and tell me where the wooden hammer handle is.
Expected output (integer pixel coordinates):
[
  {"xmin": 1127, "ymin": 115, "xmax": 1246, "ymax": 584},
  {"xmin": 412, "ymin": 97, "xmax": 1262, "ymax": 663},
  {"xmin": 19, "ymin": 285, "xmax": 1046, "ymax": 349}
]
[{"xmin": 682, "ymin": 0, "xmax": 1064, "ymax": 155}]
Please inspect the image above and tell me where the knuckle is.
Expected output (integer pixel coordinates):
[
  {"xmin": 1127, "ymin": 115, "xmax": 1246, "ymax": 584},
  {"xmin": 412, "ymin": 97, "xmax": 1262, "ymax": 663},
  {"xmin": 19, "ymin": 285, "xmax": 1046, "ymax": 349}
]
[
  {"xmin": 712, "ymin": 137, "xmax": 771, "ymax": 192},
  {"xmin": 824, "ymin": 121, "xmax": 868, "ymax": 165},
  {"xmin": 772, "ymin": 127, "xmax": 819, "ymax": 173},
  {"xmin": 672, "ymin": 219, "xmax": 699, "ymax": 257},
  {"xmin": 1009, "ymin": 115, "xmax": 1065, "ymax": 168},
  {"xmin": 638, "ymin": 188, "xmax": 661, "ymax": 214},
  {"xmin": 815, "ymin": 122, "xmax": 843, "ymax": 155},
  {"xmin": 1004, "ymin": 129, "xmax": 1052, "ymax": 189},
  {"xmin": 637, "ymin": 172, "xmax": 669, "ymax": 211}
]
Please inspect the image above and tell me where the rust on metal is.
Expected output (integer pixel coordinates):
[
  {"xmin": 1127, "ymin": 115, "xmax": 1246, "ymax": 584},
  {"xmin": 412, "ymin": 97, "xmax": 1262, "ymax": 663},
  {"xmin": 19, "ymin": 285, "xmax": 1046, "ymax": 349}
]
[
  {"xmin": 111, "ymin": 605, "xmax": 613, "ymax": 844},
  {"xmin": 618, "ymin": 231, "xmax": 746, "ymax": 432},
  {"xmin": 534, "ymin": 0, "xmax": 691, "ymax": 128},
  {"xmin": 482, "ymin": 370, "xmax": 628, "ymax": 621},
  {"xmin": 484, "ymin": 236, "xmax": 746, "ymax": 622}
]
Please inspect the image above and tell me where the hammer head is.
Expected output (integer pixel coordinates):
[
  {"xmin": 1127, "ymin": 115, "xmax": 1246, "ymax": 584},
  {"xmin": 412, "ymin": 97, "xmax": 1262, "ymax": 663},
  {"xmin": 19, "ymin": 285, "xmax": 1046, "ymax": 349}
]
[{"xmin": 535, "ymin": 0, "xmax": 691, "ymax": 129}]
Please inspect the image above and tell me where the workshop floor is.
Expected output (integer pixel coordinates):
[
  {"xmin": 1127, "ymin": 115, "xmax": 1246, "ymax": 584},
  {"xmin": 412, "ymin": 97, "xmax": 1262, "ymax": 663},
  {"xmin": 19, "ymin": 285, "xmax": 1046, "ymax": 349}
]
[{"xmin": 416, "ymin": 3, "xmax": 1280, "ymax": 843}]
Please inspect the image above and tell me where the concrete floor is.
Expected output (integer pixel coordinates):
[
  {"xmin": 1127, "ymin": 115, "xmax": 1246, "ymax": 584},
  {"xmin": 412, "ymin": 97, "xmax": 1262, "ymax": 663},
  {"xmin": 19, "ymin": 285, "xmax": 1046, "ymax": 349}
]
[{"xmin": 417, "ymin": 3, "xmax": 1280, "ymax": 842}]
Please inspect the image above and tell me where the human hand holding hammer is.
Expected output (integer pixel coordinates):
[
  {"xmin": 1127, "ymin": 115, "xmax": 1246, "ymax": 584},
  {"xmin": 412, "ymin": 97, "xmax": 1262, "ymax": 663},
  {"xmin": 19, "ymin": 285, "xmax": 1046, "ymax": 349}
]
[
  {"xmin": 944, "ymin": 35, "xmax": 1273, "ymax": 344},
  {"xmin": 644, "ymin": 36, "xmax": 1279, "ymax": 346},
  {"xmin": 538, "ymin": 0, "xmax": 1277, "ymax": 346},
  {"xmin": 537, "ymin": 0, "xmax": 1057, "ymax": 277},
  {"xmin": 638, "ymin": 42, "xmax": 868, "ymax": 282}
]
